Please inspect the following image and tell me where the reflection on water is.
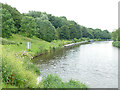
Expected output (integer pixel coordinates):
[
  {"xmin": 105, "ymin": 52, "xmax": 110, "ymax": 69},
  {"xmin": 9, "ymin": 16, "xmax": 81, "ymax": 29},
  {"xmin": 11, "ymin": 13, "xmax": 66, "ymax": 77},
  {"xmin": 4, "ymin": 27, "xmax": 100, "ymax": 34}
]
[{"xmin": 33, "ymin": 41, "xmax": 118, "ymax": 88}]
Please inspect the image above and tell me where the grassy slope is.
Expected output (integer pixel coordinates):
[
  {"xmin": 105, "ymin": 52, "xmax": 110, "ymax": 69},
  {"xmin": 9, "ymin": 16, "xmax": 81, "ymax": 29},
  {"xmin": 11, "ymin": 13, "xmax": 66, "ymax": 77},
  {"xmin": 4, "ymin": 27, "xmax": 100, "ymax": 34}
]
[
  {"xmin": 5, "ymin": 34, "xmax": 72, "ymax": 56},
  {"xmin": 2, "ymin": 41, "xmax": 39, "ymax": 88},
  {"xmin": 1, "ymin": 34, "xmax": 87, "ymax": 88}
]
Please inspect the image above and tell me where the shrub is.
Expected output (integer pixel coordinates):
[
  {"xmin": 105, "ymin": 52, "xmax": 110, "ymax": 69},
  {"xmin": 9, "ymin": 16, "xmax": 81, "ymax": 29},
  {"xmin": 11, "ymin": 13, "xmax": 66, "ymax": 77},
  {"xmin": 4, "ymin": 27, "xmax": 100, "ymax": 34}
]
[
  {"xmin": 73, "ymin": 38, "xmax": 80, "ymax": 43},
  {"xmin": 112, "ymin": 41, "xmax": 120, "ymax": 48}
]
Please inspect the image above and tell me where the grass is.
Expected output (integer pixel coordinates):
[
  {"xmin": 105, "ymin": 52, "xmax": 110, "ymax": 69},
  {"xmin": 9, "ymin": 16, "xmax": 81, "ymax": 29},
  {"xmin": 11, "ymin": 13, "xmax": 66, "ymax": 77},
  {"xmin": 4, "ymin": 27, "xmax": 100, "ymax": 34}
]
[
  {"xmin": 2, "ymin": 83, "xmax": 18, "ymax": 88},
  {"xmin": 42, "ymin": 74, "xmax": 88, "ymax": 88},
  {"xmin": 2, "ymin": 47, "xmax": 39, "ymax": 88},
  {"xmin": 4, "ymin": 34, "xmax": 73, "ymax": 56},
  {"xmin": 112, "ymin": 41, "xmax": 120, "ymax": 48},
  {"xmin": 1, "ymin": 34, "xmax": 88, "ymax": 88}
]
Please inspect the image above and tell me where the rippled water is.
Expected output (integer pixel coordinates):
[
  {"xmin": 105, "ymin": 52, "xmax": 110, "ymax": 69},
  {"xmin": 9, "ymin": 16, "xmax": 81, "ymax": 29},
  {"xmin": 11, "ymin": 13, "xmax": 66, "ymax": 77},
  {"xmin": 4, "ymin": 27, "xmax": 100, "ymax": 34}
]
[{"xmin": 33, "ymin": 41, "xmax": 119, "ymax": 88}]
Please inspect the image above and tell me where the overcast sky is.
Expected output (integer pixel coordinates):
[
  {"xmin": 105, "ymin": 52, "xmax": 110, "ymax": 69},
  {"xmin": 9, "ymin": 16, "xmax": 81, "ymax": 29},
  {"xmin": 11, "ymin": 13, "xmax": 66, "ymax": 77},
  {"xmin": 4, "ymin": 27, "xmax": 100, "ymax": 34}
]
[{"xmin": 1, "ymin": 0, "xmax": 119, "ymax": 32}]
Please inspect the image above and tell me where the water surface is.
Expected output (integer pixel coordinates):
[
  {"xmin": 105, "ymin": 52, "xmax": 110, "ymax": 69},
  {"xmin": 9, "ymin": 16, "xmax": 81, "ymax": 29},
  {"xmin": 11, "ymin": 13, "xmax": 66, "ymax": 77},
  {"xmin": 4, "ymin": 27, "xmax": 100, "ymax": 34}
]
[{"xmin": 33, "ymin": 41, "xmax": 118, "ymax": 88}]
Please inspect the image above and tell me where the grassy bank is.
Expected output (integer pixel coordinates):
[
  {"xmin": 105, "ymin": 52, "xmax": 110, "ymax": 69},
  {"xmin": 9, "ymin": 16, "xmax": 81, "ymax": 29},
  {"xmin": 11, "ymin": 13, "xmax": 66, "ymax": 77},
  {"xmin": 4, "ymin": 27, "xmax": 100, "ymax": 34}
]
[
  {"xmin": 2, "ymin": 34, "xmax": 73, "ymax": 57},
  {"xmin": 112, "ymin": 41, "xmax": 120, "ymax": 48},
  {"xmin": 1, "ymin": 34, "xmax": 88, "ymax": 88}
]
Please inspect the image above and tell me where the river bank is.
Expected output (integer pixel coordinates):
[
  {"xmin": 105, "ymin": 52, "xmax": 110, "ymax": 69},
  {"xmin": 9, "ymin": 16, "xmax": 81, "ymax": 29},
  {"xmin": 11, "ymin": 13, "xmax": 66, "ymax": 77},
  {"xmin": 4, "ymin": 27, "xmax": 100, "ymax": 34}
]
[{"xmin": 1, "ymin": 34, "xmax": 88, "ymax": 88}]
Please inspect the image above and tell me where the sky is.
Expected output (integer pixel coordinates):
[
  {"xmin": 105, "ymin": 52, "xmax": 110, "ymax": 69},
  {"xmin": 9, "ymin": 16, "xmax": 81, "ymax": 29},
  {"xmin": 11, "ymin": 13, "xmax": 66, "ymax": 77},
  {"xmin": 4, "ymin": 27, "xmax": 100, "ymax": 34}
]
[{"xmin": 0, "ymin": 0, "xmax": 119, "ymax": 32}]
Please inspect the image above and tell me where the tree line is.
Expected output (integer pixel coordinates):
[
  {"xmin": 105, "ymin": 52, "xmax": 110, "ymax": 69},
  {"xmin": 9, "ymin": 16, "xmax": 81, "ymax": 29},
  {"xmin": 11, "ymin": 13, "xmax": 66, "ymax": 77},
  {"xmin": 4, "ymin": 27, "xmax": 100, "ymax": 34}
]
[{"xmin": 1, "ymin": 3, "xmax": 111, "ymax": 42}]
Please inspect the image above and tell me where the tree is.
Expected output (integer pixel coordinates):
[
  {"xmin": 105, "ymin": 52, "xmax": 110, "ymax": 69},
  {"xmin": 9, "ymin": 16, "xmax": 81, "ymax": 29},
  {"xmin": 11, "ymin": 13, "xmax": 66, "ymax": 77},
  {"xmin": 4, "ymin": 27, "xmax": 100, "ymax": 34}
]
[
  {"xmin": 102, "ymin": 30, "xmax": 111, "ymax": 39},
  {"xmin": 56, "ymin": 20, "xmax": 83, "ymax": 40},
  {"xmin": 57, "ymin": 25, "xmax": 70, "ymax": 39},
  {"xmin": 35, "ymin": 19, "xmax": 56, "ymax": 42},
  {"xmin": 2, "ymin": 3, "xmax": 22, "ymax": 31},
  {"xmin": 81, "ymin": 26, "xmax": 92, "ymax": 38},
  {"xmin": 2, "ymin": 8, "xmax": 17, "ymax": 38},
  {"xmin": 68, "ymin": 22, "xmax": 82, "ymax": 39},
  {"xmin": 20, "ymin": 16, "xmax": 37, "ymax": 37},
  {"xmin": 112, "ymin": 28, "xmax": 120, "ymax": 41},
  {"xmin": 48, "ymin": 15, "xmax": 65, "ymax": 28},
  {"xmin": 25, "ymin": 11, "xmax": 49, "ymax": 20}
]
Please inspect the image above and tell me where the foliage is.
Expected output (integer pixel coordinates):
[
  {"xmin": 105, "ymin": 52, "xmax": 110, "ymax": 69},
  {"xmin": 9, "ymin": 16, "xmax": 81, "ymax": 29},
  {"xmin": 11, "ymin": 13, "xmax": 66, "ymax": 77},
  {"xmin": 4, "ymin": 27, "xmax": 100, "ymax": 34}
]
[
  {"xmin": 20, "ymin": 16, "xmax": 37, "ymax": 37},
  {"xmin": 87, "ymin": 28, "xmax": 111, "ymax": 39},
  {"xmin": 2, "ymin": 3, "xmax": 22, "ymax": 30},
  {"xmin": 25, "ymin": 11, "xmax": 49, "ymax": 20},
  {"xmin": 25, "ymin": 11, "xmax": 56, "ymax": 41},
  {"xmin": 57, "ymin": 25, "xmax": 70, "ymax": 39},
  {"xmin": 47, "ymin": 14, "xmax": 65, "ymax": 28},
  {"xmin": 101, "ymin": 30, "xmax": 111, "ymax": 39},
  {"xmin": 112, "ymin": 41, "xmax": 120, "ymax": 48},
  {"xmin": 81, "ymin": 27, "xmax": 91, "ymax": 38},
  {"xmin": 112, "ymin": 28, "xmax": 120, "ymax": 48},
  {"xmin": 112, "ymin": 28, "xmax": 120, "ymax": 41},
  {"xmin": 42, "ymin": 74, "xmax": 87, "ymax": 88},
  {"xmin": 2, "ymin": 82, "xmax": 18, "ymax": 88},
  {"xmin": 57, "ymin": 21, "xmax": 82, "ymax": 40},
  {"xmin": 2, "ymin": 49, "xmax": 38, "ymax": 88},
  {"xmin": 35, "ymin": 19, "xmax": 56, "ymax": 42},
  {"xmin": 73, "ymin": 38, "xmax": 79, "ymax": 43},
  {"xmin": 68, "ymin": 23, "xmax": 82, "ymax": 39},
  {"xmin": 1, "ymin": 8, "xmax": 17, "ymax": 38}
]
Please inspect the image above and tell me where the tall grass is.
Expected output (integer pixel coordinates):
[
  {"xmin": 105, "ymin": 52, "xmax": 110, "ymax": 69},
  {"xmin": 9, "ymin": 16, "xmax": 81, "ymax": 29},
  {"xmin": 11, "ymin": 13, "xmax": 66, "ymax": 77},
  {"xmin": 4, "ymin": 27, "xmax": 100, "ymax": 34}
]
[
  {"xmin": 2, "ymin": 48, "xmax": 39, "ymax": 88},
  {"xmin": 42, "ymin": 74, "xmax": 88, "ymax": 88}
]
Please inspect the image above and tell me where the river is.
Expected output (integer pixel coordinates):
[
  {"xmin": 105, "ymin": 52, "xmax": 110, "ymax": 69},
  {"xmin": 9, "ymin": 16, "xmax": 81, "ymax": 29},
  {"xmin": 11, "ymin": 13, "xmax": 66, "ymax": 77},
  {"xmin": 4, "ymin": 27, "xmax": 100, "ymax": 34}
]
[{"xmin": 33, "ymin": 41, "xmax": 119, "ymax": 88}]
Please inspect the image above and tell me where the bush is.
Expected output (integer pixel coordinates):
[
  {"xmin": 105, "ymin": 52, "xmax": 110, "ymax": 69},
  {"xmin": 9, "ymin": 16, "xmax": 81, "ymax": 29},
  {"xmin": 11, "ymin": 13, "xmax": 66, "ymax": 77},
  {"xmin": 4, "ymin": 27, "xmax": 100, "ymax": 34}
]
[
  {"xmin": 73, "ymin": 38, "xmax": 80, "ymax": 43},
  {"xmin": 112, "ymin": 41, "xmax": 120, "ymax": 48}
]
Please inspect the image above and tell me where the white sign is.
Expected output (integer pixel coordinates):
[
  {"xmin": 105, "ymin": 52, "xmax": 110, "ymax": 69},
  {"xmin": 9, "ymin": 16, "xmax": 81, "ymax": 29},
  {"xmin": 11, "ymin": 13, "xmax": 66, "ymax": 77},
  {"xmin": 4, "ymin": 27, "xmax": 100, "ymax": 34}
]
[{"xmin": 27, "ymin": 42, "xmax": 31, "ymax": 49}]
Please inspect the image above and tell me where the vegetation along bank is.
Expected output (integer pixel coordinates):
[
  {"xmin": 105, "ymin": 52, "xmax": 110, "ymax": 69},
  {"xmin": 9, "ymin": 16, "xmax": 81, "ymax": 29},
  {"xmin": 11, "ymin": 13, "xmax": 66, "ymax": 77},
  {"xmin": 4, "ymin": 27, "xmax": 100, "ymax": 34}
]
[{"xmin": 112, "ymin": 28, "xmax": 120, "ymax": 48}]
